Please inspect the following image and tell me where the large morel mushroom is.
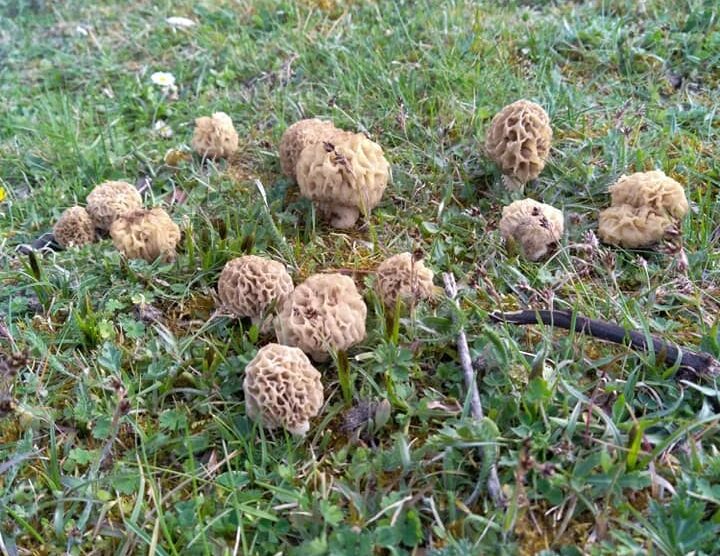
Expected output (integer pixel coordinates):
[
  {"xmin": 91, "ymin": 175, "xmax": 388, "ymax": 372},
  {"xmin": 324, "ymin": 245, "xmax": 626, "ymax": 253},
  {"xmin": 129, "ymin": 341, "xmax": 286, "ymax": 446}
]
[
  {"xmin": 275, "ymin": 273, "xmax": 367, "ymax": 361},
  {"xmin": 191, "ymin": 112, "xmax": 239, "ymax": 159},
  {"xmin": 296, "ymin": 133, "xmax": 390, "ymax": 229},
  {"xmin": 375, "ymin": 252, "xmax": 437, "ymax": 309},
  {"xmin": 86, "ymin": 180, "xmax": 143, "ymax": 231},
  {"xmin": 485, "ymin": 99, "xmax": 552, "ymax": 188},
  {"xmin": 279, "ymin": 118, "xmax": 340, "ymax": 180},
  {"xmin": 243, "ymin": 343, "xmax": 324, "ymax": 437},
  {"xmin": 499, "ymin": 198, "xmax": 564, "ymax": 261}
]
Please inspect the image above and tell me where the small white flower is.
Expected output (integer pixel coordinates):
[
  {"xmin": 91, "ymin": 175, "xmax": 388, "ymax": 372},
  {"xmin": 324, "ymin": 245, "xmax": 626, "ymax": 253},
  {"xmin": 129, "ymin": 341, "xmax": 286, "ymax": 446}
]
[
  {"xmin": 153, "ymin": 120, "xmax": 174, "ymax": 139},
  {"xmin": 151, "ymin": 72, "xmax": 176, "ymax": 88},
  {"xmin": 75, "ymin": 24, "xmax": 90, "ymax": 36},
  {"xmin": 166, "ymin": 16, "xmax": 196, "ymax": 29}
]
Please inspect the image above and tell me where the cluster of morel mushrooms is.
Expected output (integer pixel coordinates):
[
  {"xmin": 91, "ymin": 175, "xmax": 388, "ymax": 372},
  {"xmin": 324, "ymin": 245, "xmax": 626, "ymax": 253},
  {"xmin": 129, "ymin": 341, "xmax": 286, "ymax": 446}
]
[{"xmin": 49, "ymin": 102, "xmax": 696, "ymax": 437}]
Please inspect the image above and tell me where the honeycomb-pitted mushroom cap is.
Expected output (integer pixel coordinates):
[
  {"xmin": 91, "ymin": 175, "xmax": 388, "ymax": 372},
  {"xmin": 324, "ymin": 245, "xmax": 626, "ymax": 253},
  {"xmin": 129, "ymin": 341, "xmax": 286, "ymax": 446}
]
[
  {"xmin": 485, "ymin": 100, "xmax": 552, "ymax": 185},
  {"xmin": 86, "ymin": 180, "xmax": 143, "ymax": 231},
  {"xmin": 608, "ymin": 171, "xmax": 689, "ymax": 220},
  {"xmin": 499, "ymin": 198, "xmax": 564, "ymax": 261},
  {"xmin": 110, "ymin": 208, "xmax": 181, "ymax": 262},
  {"xmin": 53, "ymin": 206, "xmax": 96, "ymax": 248},
  {"xmin": 243, "ymin": 343, "xmax": 324, "ymax": 437},
  {"xmin": 191, "ymin": 112, "xmax": 239, "ymax": 159},
  {"xmin": 375, "ymin": 252, "xmax": 437, "ymax": 308},
  {"xmin": 217, "ymin": 255, "xmax": 294, "ymax": 330},
  {"xmin": 296, "ymin": 133, "xmax": 390, "ymax": 229},
  {"xmin": 598, "ymin": 205, "xmax": 674, "ymax": 248},
  {"xmin": 275, "ymin": 273, "xmax": 367, "ymax": 362},
  {"xmin": 279, "ymin": 118, "xmax": 340, "ymax": 180}
]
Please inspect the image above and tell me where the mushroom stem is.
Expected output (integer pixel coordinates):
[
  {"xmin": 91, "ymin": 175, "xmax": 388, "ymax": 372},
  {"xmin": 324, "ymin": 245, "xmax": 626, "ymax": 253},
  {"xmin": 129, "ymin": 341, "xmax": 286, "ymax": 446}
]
[
  {"xmin": 489, "ymin": 310, "xmax": 720, "ymax": 377},
  {"xmin": 443, "ymin": 272, "xmax": 506, "ymax": 508}
]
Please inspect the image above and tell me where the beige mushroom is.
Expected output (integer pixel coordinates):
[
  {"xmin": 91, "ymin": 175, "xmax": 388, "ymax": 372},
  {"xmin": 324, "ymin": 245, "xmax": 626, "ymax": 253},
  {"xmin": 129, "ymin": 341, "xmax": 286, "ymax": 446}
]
[
  {"xmin": 485, "ymin": 99, "xmax": 552, "ymax": 189},
  {"xmin": 191, "ymin": 112, "xmax": 239, "ymax": 159},
  {"xmin": 243, "ymin": 343, "xmax": 324, "ymax": 437},
  {"xmin": 598, "ymin": 205, "xmax": 674, "ymax": 249},
  {"xmin": 110, "ymin": 208, "xmax": 181, "ymax": 262},
  {"xmin": 217, "ymin": 255, "xmax": 294, "ymax": 332},
  {"xmin": 86, "ymin": 180, "xmax": 143, "ymax": 231},
  {"xmin": 296, "ymin": 133, "xmax": 390, "ymax": 229},
  {"xmin": 608, "ymin": 170, "xmax": 689, "ymax": 220},
  {"xmin": 375, "ymin": 252, "xmax": 437, "ymax": 308},
  {"xmin": 53, "ymin": 206, "xmax": 96, "ymax": 248},
  {"xmin": 499, "ymin": 198, "xmax": 564, "ymax": 261},
  {"xmin": 275, "ymin": 273, "xmax": 367, "ymax": 361},
  {"xmin": 279, "ymin": 118, "xmax": 340, "ymax": 180}
]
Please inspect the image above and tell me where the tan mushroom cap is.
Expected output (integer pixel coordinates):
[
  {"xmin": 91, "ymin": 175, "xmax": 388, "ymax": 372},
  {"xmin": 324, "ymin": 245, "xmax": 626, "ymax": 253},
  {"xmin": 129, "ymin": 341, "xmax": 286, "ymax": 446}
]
[
  {"xmin": 275, "ymin": 273, "xmax": 367, "ymax": 362},
  {"xmin": 608, "ymin": 171, "xmax": 689, "ymax": 220},
  {"xmin": 53, "ymin": 206, "xmax": 96, "ymax": 248},
  {"xmin": 598, "ymin": 205, "xmax": 674, "ymax": 248},
  {"xmin": 217, "ymin": 255, "xmax": 294, "ymax": 331},
  {"xmin": 191, "ymin": 112, "xmax": 239, "ymax": 159},
  {"xmin": 296, "ymin": 133, "xmax": 390, "ymax": 229},
  {"xmin": 243, "ymin": 343, "xmax": 324, "ymax": 437},
  {"xmin": 110, "ymin": 208, "xmax": 181, "ymax": 262},
  {"xmin": 86, "ymin": 180, "xmax": 143, "ymax": 231},
  {"xmin": 485, "ymin": 99, "xmax": 552, "ymax": 186},
  {"xmin": 279, "ymin": 118, "xmax": 340, "ymax": 180},
  {"xmin": 375, "ymin": 252, "xmax": 437, "ymax": 308},
  {"xmin": 499, "ymin": 198, "xmax": 564, "ymax": 261}
]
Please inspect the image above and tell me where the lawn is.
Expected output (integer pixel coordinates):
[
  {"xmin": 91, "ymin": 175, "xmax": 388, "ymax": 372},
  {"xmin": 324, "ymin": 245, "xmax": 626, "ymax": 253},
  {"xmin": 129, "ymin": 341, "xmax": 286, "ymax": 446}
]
[{"xmin": 1, "ymin": 0, "xmax": 720, "ymax": 554}]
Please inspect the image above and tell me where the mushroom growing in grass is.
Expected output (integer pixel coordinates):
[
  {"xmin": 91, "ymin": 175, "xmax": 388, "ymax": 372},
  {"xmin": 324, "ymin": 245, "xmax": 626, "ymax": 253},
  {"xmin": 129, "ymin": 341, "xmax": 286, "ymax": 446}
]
[
  {"xmin": 485, "ymin": 99, "xmax": 552, "ymax": 190},
  {"xmin": 375, "ymin": 252, "xmax": 438, "ymax": 309},
  {"xmin": 110, "ymin": 208, "xmax": 181, "ymax": 262},
  {"xmin": 86, "ymin": 180, "xmax": 143, "ymax": 231},
  {"xmin": 598, "ymin": 170, "xmax": 689, "ymax": 248},
  {"xmin": 296, "ymin": 133, "xmax": 390, "ymax": 229},
  {"xmin": 243, "ymin": 343, "xmax": 324, "ymax": 437},
  {"xmin": 53, "ymin": 206, "xmax": 96, "ymax": 248},
  {"xmin": 499, "ymin": 198, "xmax": 564, "ymax": 261},
  {"xmin": 279, "ymin": 118, "xmax": 341, "ymax": 181},
  {"xmin": 191, "ymin": 112, "xmax": 239, "ymax": 159},
  {"xmin": 275, "ymin": 273, "xmax": 367, "ymax": 362},
  {"xmin": 217, "ymin": 255, "xmax": 294, "ymax": 332}
]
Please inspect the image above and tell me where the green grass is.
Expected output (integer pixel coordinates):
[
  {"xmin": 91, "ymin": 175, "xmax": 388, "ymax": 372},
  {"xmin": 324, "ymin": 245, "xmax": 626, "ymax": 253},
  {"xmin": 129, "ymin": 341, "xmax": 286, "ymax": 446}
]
[{"xmin": 1, "ymin": 0, "xmax": 720, "ymax": 554}]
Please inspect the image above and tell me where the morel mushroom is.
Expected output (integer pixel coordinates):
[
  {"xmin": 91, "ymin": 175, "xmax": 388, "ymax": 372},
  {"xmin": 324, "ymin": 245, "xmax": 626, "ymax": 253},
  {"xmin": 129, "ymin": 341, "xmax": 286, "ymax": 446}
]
[
  {"xmin": 499, "ymin": 198, "xmax": 564, "ymax": 261},
  {"xmin": 485, "ymin": 99, "xmax": 552, "ymax": 189},
  {"xmin": 110, "ymin": 208, "xmax": 181, "ymax": 262},
  {"xmin": 598, "ymin": 170, "xmax": 689, "ymax": 248},
  {"xmin": 275, "ymin": 273, "xmax": 367, "ymax": 362},
  {"xmin": 296, "ymin": 133, "xmax": 390, "ymax": 229},
  {"xmin": 86, "ymin": 180, "xmax": 143, "ymax": 231},
  {"xmin": 279, "ymin": 118, "xmax": 339, "ymax": 180},
  {"xmin": 217, "ymin": 255, "xmax": 294, "ymax": 332},
  {"xmin": 375, "ymin": 252, "xmax": 437, "ymax": 308},
  {"xmin": 243, "ymin": 343, "xmax": 324, "ymax": 437},
  {"xmin": 191, "ymin": 112, "xmax": 239, "ymax": 159},
  {"xmin": 53, "ymin": 206, "xmax": 96, "ymax": 248}
]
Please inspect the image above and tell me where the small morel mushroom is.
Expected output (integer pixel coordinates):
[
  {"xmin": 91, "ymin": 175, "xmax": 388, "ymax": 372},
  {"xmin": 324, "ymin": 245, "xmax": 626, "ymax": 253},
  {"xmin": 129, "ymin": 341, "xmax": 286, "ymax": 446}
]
[
  {"xmin": 110, "ymin": 208, "xmax": 180, "ymax": 262},
  {"xmin": 296, "ymin": 133, "xmax": 390, "ymax": 229},
  {"xmin": 598, "ymin": 205, "xmax": 675, "ymax": 249},
  {"xmin": 598, "ymin": 170, "xmax": 689, "ymax": 248},
  {"xmin": 375, "ymin": 252, "xmax": 437, "ymax": 308},
  {"xmin": 499, "ymin": 198, "xmax": 564, "ymax": 261},
  {"xmin": 53, "ymin": 206, "xmax": 96, "ymax": 248},
  {"xmin": 243, "ymin": 343, "xmax": 324, "ymax": 437},
  {"xmin": 608, "ymin": 170, "xmax": 689, "ymax": 219},
  {"xmin": 217, "ymin": 255, "xmax": 294, "ymax": 332},
  {"xmin": 86, "ymin": 180, "xmax": 143, "ymax": 231},
  {"xmin": 485, "ymin": 99, "xmax": 552, "ymax": 189},
  {"xmin": 275, "ymin": 273, "xmax": 367, "ymax": 361},
  {"xmin": 191, "ymin": 112, "xmax": 239, "ymax": 159},
  {"xmin": 279, "ymin": 118, "xmax": 340, "ymax": 180}
]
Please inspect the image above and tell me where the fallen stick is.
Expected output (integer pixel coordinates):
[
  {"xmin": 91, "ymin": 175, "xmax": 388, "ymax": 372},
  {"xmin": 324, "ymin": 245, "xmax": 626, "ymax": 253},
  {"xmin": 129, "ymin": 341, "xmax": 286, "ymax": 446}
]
[
  {"xmin": 490, "ymin": 310, "xmax": 720, "ymax": 377},
  {"xmin": 443, "ymin": 272, "xmax": 505, "ymax": 507}
]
